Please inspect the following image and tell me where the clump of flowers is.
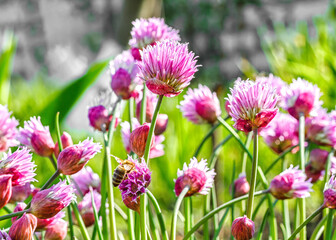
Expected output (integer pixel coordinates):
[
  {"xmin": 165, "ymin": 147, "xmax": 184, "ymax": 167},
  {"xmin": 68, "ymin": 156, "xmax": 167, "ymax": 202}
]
[
  {"xmin": 71, "ymin": 166, "xmax": 101, "ymax": 195},
  {"xmin": 174, "ymin": 157, "xmax": 216, "ymax": 197},
  {"xmin": 77, "ymin": 190, "xmax": 101, "ymax": 227},
  {"xmin": 18, "ymin": 116, "xmax": 55, "ymax": 157},
  {"xmin": 260, "ymin": 112, "xmax": 298, "ymax": 154},
  {"xmin": 0, "ymin": 105, "xmax": 19, "ymax": 152},
  {"xmin": 226, "ymin": 79, "xmax": 279, "ymax": 132},
  {"xmin": 178, "ymin": 84, "xmax": 221, "ymax": 124},
  {"xmin": 231, "ymin": 216, "xmax": 255, "ymax": 240},
  {"xmin": 269, "ymin": 165, "xmax": 312, "ymax": 199},
  {"xmin": 137, "ymin": 40, "xmax": 199, "ymax": 97}
]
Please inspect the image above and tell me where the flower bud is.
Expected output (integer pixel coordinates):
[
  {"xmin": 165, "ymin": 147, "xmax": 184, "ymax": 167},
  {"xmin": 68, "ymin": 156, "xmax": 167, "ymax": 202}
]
[
  {"xmin": 0, "ymin": 174, "xmax": 12, "ymax": 209},
  {"xmin": 12, "ymin": 202, "xmax": 27, "ymax": 223},
  {"xmin": 305, "ymin": 164, "xmax": 323, "ymax": 183},
  {"xmin": 154, "ymin": 114, "xmax": 168, "ymax": 135},
  {"xmin": 195, "ymin": 98, "xmax": 219, "ymax": 124},
  {"xmin": 31, "ymin": 181, "xmax": 75, "ymax": 219},
  {"xmin": 234, "ymin": 174, "xmax": 250, "ymax": 198},
  {"xmin": 57, "ymin": 138, "xmax": 101, "ymax": 175},
  {"xmin": 31, "ymin": 130, "xmax": 55, "ymax": 157},
  {"xmin": 309, "ymin": 149, "xmax": 329, "ymax": 172},
  {"xmin": 45, "ymin": 219, "xmax": 68, "ymax": 240},
  {"xmin": 54, "ymin": 132, "xmax": 73, "ymax": 158},
  {"xmin": 88, "ymin": 105, "xmax": 112, "ymax": 131},
  {"xmin": 323, "ymin": 176, "xmax": 336, "ymax": 209},
  {"xmin": 231, "ymin": 216, "xmax": 255, "ymax": 240},
  {"xmin": 10, "ymin": 183, "xmax": 32, "ymax": 203},
  {"xmin": 78, "ymin": 191, "xmax": 101, "ymax": 227},
  {"xmin": 111, "ymin": 68, "xmax": 133, "ymax": 99},
  {"xmin": 123, "ymin": 195, "xmax": 140, "ymax": 214},
  {"xmin": 36, "ymin": 211, "xmax": 65, "ymax": 230},
  {"xmin": 131, "ymin": 47, "xmax": 142, "ymax": 61},
  {"xmin": 129, "ymin": 123, "xmax": 152, "ymax": 157},
  {"xmin": 9, "ymin": 213, "xmax": 37, "ymax": 240}
]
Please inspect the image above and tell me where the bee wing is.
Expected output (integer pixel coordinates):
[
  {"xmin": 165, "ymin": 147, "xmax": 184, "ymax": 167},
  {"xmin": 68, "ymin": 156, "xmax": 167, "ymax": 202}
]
[
  {"xmin": 111, "ymin": 155, "xmax": 122, "ymax": 164},
  {"xmin": 123, "ymin": 163, "xmax": 134, "ymax": 171}
]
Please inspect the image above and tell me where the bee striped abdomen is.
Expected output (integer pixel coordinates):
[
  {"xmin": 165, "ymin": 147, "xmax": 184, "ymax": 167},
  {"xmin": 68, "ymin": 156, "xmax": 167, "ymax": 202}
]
[{"xmin": 112, "ymin": 166, "xmax": 126, "ymax": 187}]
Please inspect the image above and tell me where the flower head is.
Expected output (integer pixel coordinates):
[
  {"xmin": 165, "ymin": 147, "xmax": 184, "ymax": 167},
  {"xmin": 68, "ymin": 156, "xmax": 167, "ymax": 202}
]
[
  {"xmin": 30, "ymin": 181, "xmax": 76, "ymax": 219},
  {"xmin": 231, "ymin": 216, "xmax": 255, "ymax": 240},
  {"xmin": 57, "ymin": 138, "xmax": 102, "ymax": 175},
  {"xmin": 119, "ymin": 156, "xmax": 151, "ymax": 203},
  {"xmin": 54, "ymin": 132, "xmax": 73, "ymax": 158},
  {"xmin": 270, "ymin": 165, "xmax": 312, "ymax": 199},
  {"xmin": 71, "ymin": 166, "xmax": 100, "ymax": 196},
  {"xmin": 174, "ymin": 157, "xmax": 215, "ymax": 197},
  {"xmin": 109, "ymin": 50, "xmax": 141, "ymax": 99},
  {"xmin": 129, "ymin": 123, "xmax": 153, "ymax": 157},
  {"xmin": 0, "ymin": 148, "xmax": 36, "ymax": 186},
  {"xmin": 9, "ymin": 213, "xmax": 37, "ymax": 240},
  {"xmin": 0, "ymin": 105, "xmax": 19, "ymax": 152},
  {"xmin": 234, "ymin": 174, "xmax": 250, "ymax": 198},
  {"xmin": 78, "ymin": 190, "xmax": 101, "ymax": 227},
  {"xmin": 260, "ymin": 112, "xmax": 298, "ymax": 154},
  {"xmin": 324, "ymin": 176, "xmax": 336, "ymax": 209},
  {"xmin": 45, "ymin": 219, "xmax": 68, "ymax": 240},
  {"xmin": 284, "ymin": 78, "xmax": 322, "ymax": 119},
  {"xmin": 137, "ymin": 41, "xmax": 199, "ymax": 97},
  {"xmin": 18, "ymin": 116, "xmax": 55, "ymax": 157},
  {"xmin": 129, "ymin": 18, "xmax": 180, "ymax": 49},
  {"xmin": 226, "ymin": 79, "xmax": 279, "ymax": 132},
  {"xmin": 178, "ymin": 84, "xmax": 221, "ymax": 124},
  {"xmin": 0, "ymin": 174, "xmax": 12, "ymax": 209}
]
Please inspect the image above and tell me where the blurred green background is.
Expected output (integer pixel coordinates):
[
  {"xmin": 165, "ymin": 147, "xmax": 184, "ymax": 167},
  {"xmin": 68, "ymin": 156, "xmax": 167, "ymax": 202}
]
[{"xmin": 1, "ymin": 0, "xmax": 336, "ymax": 238}]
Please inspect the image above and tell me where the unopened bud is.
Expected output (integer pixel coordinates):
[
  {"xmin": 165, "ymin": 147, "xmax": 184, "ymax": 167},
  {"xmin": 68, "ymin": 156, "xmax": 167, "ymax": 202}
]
[
  {"xmin": 123, "ymin": 195, "xmax": 140, "ymax": 214},
  {"xmin": 154, "ymin": 114, "xmax": 168, "ymax": 135},
  {"xmin": 111, "ymin": 68, "xmax": 133, "ymax": 99},
  {"xmin": 129, "ymin": 123, "xmax": 153, "ymax": 157},
  {"xmin": 231, "ymin": 216, "xmax": 255, "ymax": 240},
  {"xmin": 31, "ymin": 130, "xmax": 55, "ymax": 157},
  {"xmin": 45, "ymin": 219, "xmax": 68, "ymax": 240},
  {"xmin": 9, "ymin": 213, "xmax": 37, "ymax": 240},
  {"xmin": 234, "ymin": 174, "xmax": 250, "ymax": 198},
  {"xmin": 0, "ymin": 174, "xmax": 12, "ymax": 209},
  {"xmin": 54, "ymin": 132, "xmax": 73, "ymax": 158}
]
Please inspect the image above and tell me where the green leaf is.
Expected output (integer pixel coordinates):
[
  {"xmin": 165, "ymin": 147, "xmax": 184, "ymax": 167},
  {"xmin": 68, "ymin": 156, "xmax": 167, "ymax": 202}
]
[
  {"xmin": 38, "ymin": 59, "xmax": 110, "ymax": 128},
  {"xmin": 0, "ymin": 31, "xmax": 17, "ymax": 105}
]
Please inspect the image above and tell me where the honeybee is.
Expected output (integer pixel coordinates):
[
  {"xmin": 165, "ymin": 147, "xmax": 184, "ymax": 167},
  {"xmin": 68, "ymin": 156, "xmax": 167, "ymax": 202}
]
[{"xmin": 112, "ymin": 158, "xmax": 136, "ymax": 187}]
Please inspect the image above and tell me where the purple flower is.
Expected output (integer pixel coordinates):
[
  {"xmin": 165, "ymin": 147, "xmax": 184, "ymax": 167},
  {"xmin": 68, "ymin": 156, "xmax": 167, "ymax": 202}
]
[
  {"xmin": 0, "ymin": 148, "xmax": 36, "ymax": 186},
  {"xmin": 0, "ymin": 174, "xmax": 12, "ymax": 209},
  {"xmin": 0, "ymin": 105, "xmax": 19, "ymax": 152},
  {"xmin": 18, "ymin": 116, "xmax": 55, "ymax": 157},
  {"xmin": 44, "ymin": 219, "xmax": 68, "ymax": 240},
  {"xmin": 283, "ymin": 78, "xmax": 322, "ymax": 119},
  {"xmin": 71, "ymin": 166, "xmax": 100, "ymax": 196},
  {"xmin": 78, "ymin": 190, "xmax": 101, "ymax": 227},
  {"xmin": 270, "ymin": 165, "xmax": 313, "ymax": 199},
  {"xmin": 231, "ymin": 216, "xmax": 255, "ymax": 240},
  {"xmin": 129, "ymin": 18, "xmax": 180, "ymax": 49},
  {"xmin": 119, "ymin": 156, "xmax": 151, "ymax": 202},
  {"xmin": 57, "ymin": 138, "xmax": 102, "ymax": 175},
  {"xmin": 10, "ymin": 183, "xmax": 32, "ymax": 203},
  {"xmin": 178, "ymin": 84, "xmax": 221, "ymax": 124},
  {"xmin": 226, "ymin": 79, "xmax": 278, "ymax": 132},
  {"xmin": 9, "ymin": 213, "xmax": 37, "ymax": 240},
  {"xmin": 174, "ymin": 157, "xmax": 216, "ymax": 197},
  {"xmin": 260, "ymin": 112, "xmax": 298, "ymax": 154},
  {"xmin": 324, "ymin": 175, "xmax": 336, "ymax": 209},
  {"xmin": 30, "ymin": 180, "xmax": 76, "ymax": 219},
  {"xmin": 137, "ymin": 40, "xmax": 199, "ymax": 97},
  {"xmin": 234, "ymin": 173, "xmax": 250, "ymax": 198},
  {"xmin": 109, "ymin": 50, "xmax": 141, "ymax": 99}
]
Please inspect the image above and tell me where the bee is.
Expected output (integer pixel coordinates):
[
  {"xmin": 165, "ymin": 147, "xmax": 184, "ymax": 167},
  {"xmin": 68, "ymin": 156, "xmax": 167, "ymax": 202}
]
[{"xmin": 112, "ymin": 158, "xmax": 136, "ymax": 187}]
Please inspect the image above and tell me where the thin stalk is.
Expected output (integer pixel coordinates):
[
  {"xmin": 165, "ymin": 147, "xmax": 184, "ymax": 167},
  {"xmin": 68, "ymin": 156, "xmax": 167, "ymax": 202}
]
[
  {"xmin": 325, "ymin": 209, "xmax": 334, "ymax": 240},
  {"xmin": 267, "ymin": 194, "xmax": 278, "ymax": 240},
  {"xmin": 298, "ymin": 113, "xmax": 306, "ymax": 240},
  {"xmin": 183, "ymin": 190, "xmax": 269, "ymax": 240},
  {"xmin": 0, "ymin": 209, "xmax": 29, "ymax": 221},
  {"xmin": 72, "ymin": 203, "xmax": 90, "ymax": 240},
  {"xmin": 288, "ymin": 206, "xmax": 324, "ymax": 240},
  {"xmin": 257, "ymin": 208, "xmax": 270, "ymax": 240},
  {"xmin": 66, "ymin": 204, "xmax": 75, "ymax": 240},
  {"xmin": 92, "ymin": 225, "xmax": 97, "ymax": 240},
  {"xmin": 211, "ymin": 185, "xmax": 219, "ymax": 238},
  {"xmin": 140, "ymin": 195, "xmax": 147, "ymax": 240},
  {"xmin": 242, "ymin": 132, "xmax": 252, "ymax": 173},
  {"xmin": 282, "ymin": 157, "xmax": 291, "ymax": 237},
  {"xmin": 135, "ymin": 213, "xmax": 140, "ymax": 240},
  {"xmin": 143, "ymin": 95, "xmax": 164, "ymax": 164},
  {"xmin": 100, "ymin": 158, "xmax": 108, "ymax": 239},
  {"xmin": 127, "ymin": 209, "xmax": 135, "ymax": 240},
  {"xmin": 3, "ymin": 206, "xmax": 11, "ymax": 214},
  {"xmin": 214, "ymin": 208, "xmax": 230, "ymax": 239},
  {"xmin": 91, "ymin": 189, "xmax": 103, "ymax": 240},
  {"xmin": 310, "ymin": 215, "xmax": 327, "ymax": 240},
  {"xmin": 184, "ymin": 198, "xmax": 191, "ymax": 240},
  {"xmin": 251, "ymin": 195, "xmax": 267, "ymax": 220},
  {"xmin": 193, "ymin": 122, "xmax": 220, "ymax": 157},
  {"xmin": 171, "ymin": 187, "xmax": 190, "ymax": 240},
  {"xmin": 246, "ymin": 128, "xmax": 258, "ymax": 219},
  {"xmin": 141, "ymin": 82, "xmax": 147, "ymax": 124},
  {"xmin": 230, "ymin": 162, "xmax": 236, "ymax": 240},
  {"xmin": 203, "ymin": 194, "xmax": 210, "ymax": 240},
  {"xmin": 148, "ymin": 203, "xmax": 160, "ymax": 240},
  {"xmin": 48, "ymin": 156, "xmax": 57, "ymax": 170}
]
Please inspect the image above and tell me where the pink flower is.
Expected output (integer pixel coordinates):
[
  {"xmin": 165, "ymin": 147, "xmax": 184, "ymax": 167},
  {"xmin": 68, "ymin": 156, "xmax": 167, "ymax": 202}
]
[
  {"xmin": 284, "ymin": 78, "xmax": 322, "ymax": 119},
  {"xmin": 0, "ymin": 148, "xmax": 36, "ymax": 186},
  {"xmin": 231, "ymin": 216, "xmax": 255, "ymax": 240},
  {"xmin": 10, "ymin": 183, "xmax": 32, "ymax": 203},
  {"xmin": 178, "ymin": 84, "xmax": 221, "ymax": 124},
  {"xmin": 9, "ymin": 213, "xmax": 37, "ymax": 240},
  {"xmin": 0, "ymin": 230, "xmax": 11, "ymax": 240},
  {"xmin": 154, "ymin": 114, "xmax": 168, "ymax": 135},
  {"xmin": 0, "ymin": 174, "xmax": 12, "ymax": 209},
  {"xmin": 54, "ymin": 132, "xmax": 73, "ymax": 158},
  {"xmin": 260, "ymin": 113, "xmax": 298, "ymax": 154},
  {"xmin": 309, "ymin": 149, "xmax": 330, "ymax": 172},
  {"xmin": 57, "ymin": 138, "xmax": 102, "ymax": 175},
  {"xmin": 18, "ymin": 116, "xmax": 55, "ymax": 157},
  {"xmin": 226, "ymin": 79, "xmax": 279, "ymax": 132},
  {"xmin": 36, "ymin": 211, "xmax": 65, "ymax": 230},
  {"xmin": 0, "ymin": 105, "xmax": 19, "ymax": 152},
  {"xmin": 305, "ymin": 163, "xmax": 323, "ymax": 183},
  {"xmin": 77, "ymin": 190, "xmax": 101, "ymax": 227},
  {"xmin": 71, "ymin": 166, "xmax": 100, "ymax": 196},
  {"xmin": 129, "ymin": 18, "xmax": 180, "ymax": 49},
  {"xmin": 137, "ymin": 41, "xmax": 199, "ymax": 97},
  {"xmin": 30, "ymin": 181, "xmax": 76, "ymax": 219},
  {"xmin": 129, "ymin": 123, "xmax": 153, "ymax": 157},
  {"xmin": 45, "ymin": 219, "xmax": 68, "ymax": 240},
  {"xmin": 269, "ymin": 165, "xmax": 312, "ymax": 199},
  {"xmin": 324, "ymin": 175, "xmax": 336, "ymax": 209},
  {"xmin": 120, "ymin": 118, "xmax": 165, "ymax": 159},
  {"xmin": 234, "ymin": 174, "xmax": 250, "ymax": 198},
  {"xmin": 119, "ymin": 156, "xmax": 151, "ymax": 202},
  {"xmin": 174, "ymin": 158, "xmax": 216, "ymax": 197}
]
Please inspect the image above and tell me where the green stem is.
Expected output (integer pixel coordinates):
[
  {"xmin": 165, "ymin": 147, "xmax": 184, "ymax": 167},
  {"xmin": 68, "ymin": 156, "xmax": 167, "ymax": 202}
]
[
  {"xmin": 147, "ymin": 191, "xmax": 169, "ymax": 240},
  {"xmin": 230, "ymin": 162, "xmax": 236, "ymax": 240},
  {"xmin": 288, "ymin": 206, "xmax": 324, "ymax": 240},
  {"xmin": 72, "ymin": 203, "xmax": 90, "ymax": 240},
  {"xmin": 298, "ymin": 113, "xmax": 306, "ymax": 240},
  {"xmin": 183, "ymin": 190, "xmax": 268, "ymax": 240},
  {"xmin": 48, "ymin": 156, "xmax": 57, "ymax": 170},
  {"xmin": 66, "ymin": 204, "xmax": 75, "ymax": 240},
  {"xmin": 171, "ymin": 187, "xmax": 190, "ymax": 240},
  {"xmin": 242, "ymin": 132, "xmax": 252, "ymax": 173},
  {"xmin": 3, "ymin": 206, "xmax": 11, "ymax": 214},
  {"xmin": 203, "ymin": 194, "xmax": 210, "ymax": 240},
  {"xmin": 0, "ymin": 209, "xmax": 29, "ymax": 221},
  {"xmin": 211, "ymin": 185, "xmax": 219, "ymax": 239},
  {"xmin": 310, "ymin": 215, "xmax": 327, "ymax": 240},
  {"xmin": 114, "ymin": 203, "xmax": 128, "ymax": 221},
  {"xmin": 282, "ymin": 157, "xmax": 291, "ymax": 237},
  {"xmin": 141, "ymin": 82, "xmax": 147, "ymax": 124},
  {"xmin": 325, "ymin": 209, "xmax": 334, "ymax": 240},
  {"xmin": 193, "ymin": 122, "xmax": 220, "ymax": 157},
  {"xmin": 214, "ymin": 208, "xmax": 230, "ymax": 239},
  {"xmin": 127, "ymin": 209, "xmax": 135, "ymax": 240},
  {"xmin": 100, "ymin": 158, "xmax": 108, "ymax": 239},
  {"xmin": 90, "ymin": 189, "xmax": 103, "ymax": 240},
  {"xmin": 143, "ymin": 95, "xmax": 164, "ymax": 164},
  {"xmin": 148, "ymin": 203, "xmax": 160, "ymax": 240},
  {"xmin": 184, "ymin": 198, "xmax": 191, "ymax": 240},
  {"xmin": 246, "ymin": 128, "xmax": 258, "ymax": 219},
  {"xmin": 140, "ymin": 195, "xmax": 147, "ymax": 240}
]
